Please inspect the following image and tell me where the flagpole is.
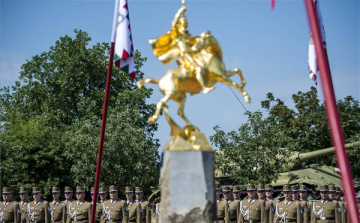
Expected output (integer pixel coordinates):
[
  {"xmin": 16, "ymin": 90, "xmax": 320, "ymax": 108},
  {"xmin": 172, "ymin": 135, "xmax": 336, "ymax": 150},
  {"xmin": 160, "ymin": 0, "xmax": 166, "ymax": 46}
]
[
  {"xmin": 305, "ymin": 1, "xmax": 359, "ymax": 223},
  {"xmin": 91, "ymin": 0, "xmax": 120, "ymax": 222}
]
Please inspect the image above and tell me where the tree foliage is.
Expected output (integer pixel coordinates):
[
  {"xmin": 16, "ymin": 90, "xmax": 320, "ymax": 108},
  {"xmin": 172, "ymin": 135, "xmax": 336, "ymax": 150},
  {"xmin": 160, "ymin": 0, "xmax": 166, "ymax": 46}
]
[
  {"xmin": 0, "ymin": 30, "xmax": 160, "ymax": 197},
  {"xmin": 212, "ymin": 87, "xmax": 360, "ymax": 185}
]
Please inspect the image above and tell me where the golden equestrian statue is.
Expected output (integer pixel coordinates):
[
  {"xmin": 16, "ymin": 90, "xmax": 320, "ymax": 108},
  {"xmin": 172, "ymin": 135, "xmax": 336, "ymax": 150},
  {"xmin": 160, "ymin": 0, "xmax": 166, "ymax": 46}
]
[{"xmin": 137, "ymin": 1, "xmax": 251, "ymax": 141}]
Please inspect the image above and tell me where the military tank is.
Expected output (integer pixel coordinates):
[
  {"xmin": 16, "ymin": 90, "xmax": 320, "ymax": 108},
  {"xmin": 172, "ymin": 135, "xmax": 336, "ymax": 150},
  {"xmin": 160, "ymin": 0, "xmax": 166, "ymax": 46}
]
[{"xmin": 215, "ymin": 143, "xmax": 359, "ymax": 192}]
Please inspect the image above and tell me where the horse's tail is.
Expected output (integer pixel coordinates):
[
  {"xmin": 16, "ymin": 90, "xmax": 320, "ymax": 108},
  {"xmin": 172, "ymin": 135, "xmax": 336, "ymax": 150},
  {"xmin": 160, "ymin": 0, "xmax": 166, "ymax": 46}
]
[{"xmin": 137, "ymin": 78, "xmax": 159, "ymax": 89}]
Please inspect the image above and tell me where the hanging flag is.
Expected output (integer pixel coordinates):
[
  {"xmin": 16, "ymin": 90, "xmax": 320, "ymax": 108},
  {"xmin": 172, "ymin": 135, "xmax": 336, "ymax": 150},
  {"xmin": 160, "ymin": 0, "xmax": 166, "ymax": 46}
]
[
  {"xmin": 307, "ymin": 0, "xmax": 326, "ymax": 86},
  {"xmin": 271, "ymin": 0, "xmax": 275, "ymax": 9},
  {"xmin": 111, "ymin": 0, "xmax": 135, "ymax": 79}
]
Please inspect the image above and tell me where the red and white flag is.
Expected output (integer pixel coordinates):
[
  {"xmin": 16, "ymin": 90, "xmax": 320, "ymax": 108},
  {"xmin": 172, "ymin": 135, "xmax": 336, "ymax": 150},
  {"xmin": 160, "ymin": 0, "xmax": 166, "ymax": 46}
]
[
  {"xmin": 111, "ymin": 0, "xmax": 135, "ymax": 79},
  {"xmin": 308, "ymin": 0, "xmax": 326, "ymax": 86}
]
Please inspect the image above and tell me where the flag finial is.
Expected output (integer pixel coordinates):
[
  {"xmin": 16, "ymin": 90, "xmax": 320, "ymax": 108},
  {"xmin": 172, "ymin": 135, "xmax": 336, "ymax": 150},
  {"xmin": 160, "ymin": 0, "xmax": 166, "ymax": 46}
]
[{"xmin": 182, "ymin": 0, "xmax": 185, "ymax": 6}]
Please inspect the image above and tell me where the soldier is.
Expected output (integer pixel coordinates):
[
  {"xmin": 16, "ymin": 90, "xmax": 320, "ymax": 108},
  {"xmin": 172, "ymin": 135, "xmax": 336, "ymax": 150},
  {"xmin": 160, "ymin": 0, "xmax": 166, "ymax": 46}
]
[
  {"xmin": 27, "ymin": 187, "xmax": 50, "ymax": 223},
  {"xmin": 49, "ymin": 187, "xmax": 65, "ymax": 223},
  {"xmin": 90, "ymin": 187, "xmax": 102, "ymax": 223},
  {"xmin": 63, "ymin": 187, "xmax": 74, "ymax": 205},
  {"xmin": 239, "ymin": 183, "xmax": 268, "ymax": 223},
  {"xmin": 229, "ymin": 186, "xmax": 241, "ymax": 223},
  {"xmin": 327, "ymin": 185, "xmax": 336, "ymax": 201},
  {"xmin": 100, "ymin": 185, "xmax": 128, "ymax": 223},
  {"xmin": 98, "ymin": 187, "xmax": 108, "ymax": 204},
  {"xmin": 299, "ymin": 184, "xmax": 311, "ymax": 223},
  {"xmin": 333, "ymin": 186, "xmax": 346, "ymax": 223},
  {"xmin": 311, "ymin": 184, "xmax": 340, "ymax": 223},
  {"xmin": 66, "ymin": 186, "xmax": 91, "ymax": 223},
  {"xmin": 257, "ymin": 184, "xmax": 266, "ymax": 201},
  {"xmin": 217, "ymin": 186, "xmax": 231, "ymax": 223},
  {"xmin": 0, "ymin": 187, "xmax": 21, "ymax": 223},
  {"xmin": 273, "ymin": 184, "xmax": 301, "ymax": 223},
  {"xmin": 216, "ymin": 184, "xmax": 223, "ymax": 204},
  {"xmin": 134, "ymin": 187, "xmax": 151, "ymax": 223},
  {"xmin": 125, "ymin": 187, "xmax": 140, "ymax": 223},
  {"xmin": 19, "ymin": 187, "xmax": 29, "ymax": 223},
  {"xmin": 265, "ymin": 184, "xmax": 275, "ymax": 223},
  {"xmin": 291, "ymin": 185, "xmax": 300, "ymax": 201}
]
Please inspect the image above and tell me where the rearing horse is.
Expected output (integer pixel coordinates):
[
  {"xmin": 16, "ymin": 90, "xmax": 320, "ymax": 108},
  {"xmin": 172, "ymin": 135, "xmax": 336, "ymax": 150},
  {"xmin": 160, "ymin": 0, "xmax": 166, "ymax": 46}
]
[{"xmin": 137, "ymin": 31, "xmax": 251, "ymax": 127}]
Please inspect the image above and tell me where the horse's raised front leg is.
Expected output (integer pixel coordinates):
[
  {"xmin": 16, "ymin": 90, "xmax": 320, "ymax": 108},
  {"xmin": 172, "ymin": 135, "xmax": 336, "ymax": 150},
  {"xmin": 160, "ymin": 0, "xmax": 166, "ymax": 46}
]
[
  {"xmin": 226, "ymin": 68, "xmax": 246, "ymax": 88},
  {"xmin": 177, "ymin": 93, "xmax": 192, "ymax": 126},
  {"xmin": 149, "ymin": 93, "xmax": 173, "ymax": 125},
  {"xmin": 217, "ymin": 71, "xmax": 251, "ymax": 103}
]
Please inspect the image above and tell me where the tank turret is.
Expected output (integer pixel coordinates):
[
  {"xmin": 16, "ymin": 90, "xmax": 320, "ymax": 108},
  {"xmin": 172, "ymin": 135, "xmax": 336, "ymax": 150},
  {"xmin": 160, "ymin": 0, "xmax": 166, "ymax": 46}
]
[{"xmin": 280, "ymin": 143, "xmax": 354, "ymax": 171}]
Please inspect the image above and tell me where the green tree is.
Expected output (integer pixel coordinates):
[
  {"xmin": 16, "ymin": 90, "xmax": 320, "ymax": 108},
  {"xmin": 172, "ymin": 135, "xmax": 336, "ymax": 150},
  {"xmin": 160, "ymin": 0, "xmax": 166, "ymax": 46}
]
[
  {"xmin": 0, "ymin": 30, "xmax": 160, "ymax": 196},
  {"xmin": 212, "ymin": 87, "xmax": 360, "ymax": 185}
]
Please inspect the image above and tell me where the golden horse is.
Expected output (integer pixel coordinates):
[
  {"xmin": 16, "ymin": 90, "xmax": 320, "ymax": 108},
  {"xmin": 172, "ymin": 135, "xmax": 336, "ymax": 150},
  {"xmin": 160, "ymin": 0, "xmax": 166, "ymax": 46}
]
[{"xmin": 137, "ymin": 31, "xmax": 250, "ymax": 132}]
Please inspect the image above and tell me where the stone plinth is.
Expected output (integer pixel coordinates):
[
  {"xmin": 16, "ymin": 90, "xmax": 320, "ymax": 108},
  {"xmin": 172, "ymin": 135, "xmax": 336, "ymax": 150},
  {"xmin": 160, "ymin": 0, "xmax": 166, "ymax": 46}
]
[{"xmin": 159, "ymin": 134, "xmax": 216, "ymax": 223}]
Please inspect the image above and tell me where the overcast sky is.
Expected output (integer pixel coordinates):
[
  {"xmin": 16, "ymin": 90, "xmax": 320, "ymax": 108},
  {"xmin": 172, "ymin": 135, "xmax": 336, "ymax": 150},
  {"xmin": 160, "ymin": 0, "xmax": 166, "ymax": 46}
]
[{"xmin": 1, "ymin": 0, "xmax": 359, "ymax": 150}]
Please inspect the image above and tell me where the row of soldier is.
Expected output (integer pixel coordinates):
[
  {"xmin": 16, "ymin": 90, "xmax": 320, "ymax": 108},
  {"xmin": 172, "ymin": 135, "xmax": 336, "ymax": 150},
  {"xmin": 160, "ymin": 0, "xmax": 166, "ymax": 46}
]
[
  {"xmin": 0, "ymin": 186, "xmax": 151, "ymax": 223},
  {"xmin": 216, "ymin": 183, "xmax": 360, "ymax": 223}
]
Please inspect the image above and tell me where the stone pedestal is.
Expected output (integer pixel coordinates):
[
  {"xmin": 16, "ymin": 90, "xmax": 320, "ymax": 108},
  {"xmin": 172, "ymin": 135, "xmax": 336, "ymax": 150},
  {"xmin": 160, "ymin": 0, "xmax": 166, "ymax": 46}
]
[{"xmin": 159, "ymin": 133, "xmax": 216, "ymax": 223}]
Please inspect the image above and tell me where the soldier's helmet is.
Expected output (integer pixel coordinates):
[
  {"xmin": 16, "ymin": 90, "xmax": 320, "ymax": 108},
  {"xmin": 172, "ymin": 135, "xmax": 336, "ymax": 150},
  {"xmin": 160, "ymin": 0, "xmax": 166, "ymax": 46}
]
[
  {"xmin": 52, "ymin": 187, "xmax": 60, "ymax": 193},
  {"xmin": 64, "ymin": 186, "xmax": 73, "ymax": 193},
  {"xmin": 265, "ymin": 184, "xmax": 274, "ymax": 191},
  {"xmin": 2, "ymin": 187, "xmax": 14, "ymax": 194},
  {"xmin": 109, "ymin": 185, "xmax": 118, "ymax": 193},
  {"xmin": 246, "ymin": 183, "xmax": 256, "ymax": 191},
  {"xmin": 232, "ymin": 185, "xmax": 241, "ymax": 193},
  {"xmin": 19, "ymin": 187, "xmax": 28, "ymax": 194},
  {"xmin": 76, "ymin": 186, "xmax": 85, "ymax": 193},
  {"xmin": 135, "ymin": 187, "xmax": 143, "ymax": 194},
  {"xmin": 32, "ymin": 187, "xmax": 42, "ymax": 194},
  {"xmin": 125, "ymin": 186, "xmax": 133, "ymax": 194},
  {"xmin": 282, "ymin": 184, "xmax": 291, "ymax": 192}
]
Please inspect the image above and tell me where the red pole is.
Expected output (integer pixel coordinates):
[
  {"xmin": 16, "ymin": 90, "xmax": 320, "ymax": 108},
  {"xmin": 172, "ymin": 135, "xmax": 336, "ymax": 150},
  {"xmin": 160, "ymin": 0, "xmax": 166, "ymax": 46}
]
[
  {"xmin": 90, "ymin": 41, "xmax": 116, "ymax": 223},
  {"xmin": 304, "ymin": 1, "xmax": 359, "ymax": 222}
]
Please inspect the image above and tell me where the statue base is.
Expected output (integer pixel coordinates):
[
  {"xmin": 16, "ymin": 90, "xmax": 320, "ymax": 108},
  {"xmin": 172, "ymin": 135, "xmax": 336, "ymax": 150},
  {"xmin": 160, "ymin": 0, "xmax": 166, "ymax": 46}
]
[{"xmin": 159, "ymin": 133, "xmax": 216, "ymax": 223}]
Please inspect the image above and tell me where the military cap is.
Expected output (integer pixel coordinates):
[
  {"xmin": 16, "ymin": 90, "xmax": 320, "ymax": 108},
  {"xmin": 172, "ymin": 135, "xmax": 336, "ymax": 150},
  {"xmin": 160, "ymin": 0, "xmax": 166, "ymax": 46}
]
[
  {"xmin": 257, "ymin": 184, "xmax": 265, "ymax": 191},
  {"xmin": 52, "ymin": 187, "xmax": 60, "ymax": 193},
  {"xmin": 135, "ymin": 187, "xmax": 143, "ymax": 194},
  {"xmin": 299, "ymin": 184, "xmax": 308, "ymax": 192},
  {"xmin": 282, "ymin": 184, "xmax": 291, "ymax": 192},
  {"xmin": 232, "ymin": 185, "xmax": 241, "ymax": 193},
  {"xmin": 319, "ymin": 184, "xmax": 329, "ymax": 192},
  {"xmin": 109, "ymin": 185, "xmax": 118, "ymax": 192},
  {"xmin": 222, "ymin": 186, "xmax": 231, "ymax": 193},
  {"xmin": 125, "ymin": 186, "xmax": 133, "ymax": 193},
  {"xmin": 335, "ymin": 187, "xmax": 341, "ymax": 193},
  {"xmin": 265, "ymin": 184, "xmax": 274, "ymax": 191},
  {"xmin": 32, "ymin": 187, "xmax": 42, "ymax": 193},
  {"xmin": 246, "ymin": 183, "xmax": 256, "ymax": 191},
  {"xmin": 99, "ymin": 187, "xmax": 107, "ymax": 194},
  {"xmin": 291, "ymin": 185, "xmax": 299, "ymax": 192},
  {"xmin": 19, "ymin": 187, "xmax": 28, "ymax": 194},
  {"xmin": 76, "ymin": 186, "xmax": 85, "ymax": 193},
  {"xmin": 328, "ymin": 184, "xmax": 336, "ymax": 192},
  {"xmin": 215, "ymin": 184, "xmax": 222, "ymax": 191},
  {"xmin": 64, "ymin": 186, "xmax": 73, "ymax": 193},
  {"xmin": 2, "ymin": 187, "xmax": 13, "ymax": 194}
]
